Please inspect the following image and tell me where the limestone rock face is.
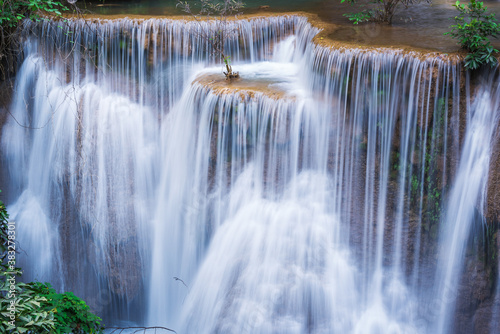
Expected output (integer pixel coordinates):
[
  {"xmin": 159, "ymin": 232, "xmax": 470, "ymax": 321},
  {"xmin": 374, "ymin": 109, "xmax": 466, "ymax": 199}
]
[
  {"xmin": 453, "ymin": 257, "xmax": 494, "ymax": 334},
  {"xmin": 486, "ymin": 133, "xmax": 500, "ymax": 225}
]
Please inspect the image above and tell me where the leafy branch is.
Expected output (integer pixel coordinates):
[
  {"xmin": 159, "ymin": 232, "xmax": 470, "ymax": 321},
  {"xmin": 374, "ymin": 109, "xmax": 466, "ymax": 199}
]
[
  {"xmin": 0, "ymin": 0, "xmax": 70, "ymax": 79},
  {"xmin": 341, "ymin": 0, "xmax": 431, "ymax": 24},
  {"xmin": 446, "ymin": 0, "xmax": 500, "ymax": 70},
  {"xmin": 0, "ymin": 195, "xmax": 104, "ymax": 333}
]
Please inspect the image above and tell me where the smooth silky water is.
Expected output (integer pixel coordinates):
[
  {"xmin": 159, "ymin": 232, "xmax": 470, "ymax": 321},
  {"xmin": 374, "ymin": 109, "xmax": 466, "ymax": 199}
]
[
  {"xmin": 1, "ymin": 15, "xmax": 499, "ymax": 334},
  {"xmin": 84, "ymin": 0, "xmax": 500, "ymax": 52}
]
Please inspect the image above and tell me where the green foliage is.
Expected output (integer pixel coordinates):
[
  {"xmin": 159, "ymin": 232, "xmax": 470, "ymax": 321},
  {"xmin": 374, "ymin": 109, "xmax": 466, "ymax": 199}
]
[
  {"xmin": 1, "ymin": 0, "xmax": 70, "ymax": 79},
  {"xmin": 1, "ymin": 195, "xmax": 56, "ymax": 333},
  {"xmin": 344, "ymin": 10, "xmax": 373, "ymax": 25},
  {"xmin": 0, "ymin": 196, "xmax": 9, "ymax": 254},
  {"xmin": 28, "ymin": 282, "xmax": 104, "ymax": 334},
  {"xmin": 0, "ymin": 0, "xmax": 68, "ymax": 27},
  {"xmin": 426, "ymin": 183, "xmax": 441, "ymax": 224},
  {"xmin": 0, "ymin": 280, "xmax": 57, "ymax": 333},
  {"xmin": 446, "ymin": 0, "xmax": 500, "ymax": 70},
  {"xmin": 0, "ymin": 194, "xmax": 103, "ymax": 334},
  {"xmin": 411, "ymin": 174, "xmax": 419, "ymax": 196},
  {"xmin": 341, "ymin": 0, "xmax": 375, "ymax": 23},
  {"xmin": 393, "ymin": 152, "xmax": 401, "ymax": 171},
  {"xmin": 341, "ymin": 0, "xmax": 430, "ymax": 24}
]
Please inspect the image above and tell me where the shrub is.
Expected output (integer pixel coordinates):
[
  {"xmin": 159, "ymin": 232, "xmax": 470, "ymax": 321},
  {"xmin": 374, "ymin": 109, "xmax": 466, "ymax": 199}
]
[
  {"xmin": 0, "ymin": 0, "xmax": 69, "ymax": 78},
  {"xmin": 341, "ymin": 0, "xmax": 431, "ymax": 24},
  {"xmin": 0, "ymin": 279, "xmax": 57, "ymax": 333},
  {"xmin": 446, "ymin": 0, "xmax": 500, "ymax": 70},
  {"xmin": 29, "ymin": 282, "xmax": 104, "ymax": 334},
  {"xmin": 0, "ymin": 197, "xmax": 55, "ymax": 333},
  {"xmin": 0, "ymin": 195, "xmax": 103, "ymax": 333},
  {"xmin": 0, "ymin": 0, "xmax": 67, "ymax": 27}
]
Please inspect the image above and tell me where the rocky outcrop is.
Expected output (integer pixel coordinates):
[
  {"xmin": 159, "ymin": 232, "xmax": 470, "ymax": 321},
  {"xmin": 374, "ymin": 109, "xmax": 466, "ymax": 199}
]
[
  {"xmin": 0, "ymin": 78, "xmax": 14, "ymax": 202},
  {"xmin": 486, "ymin": 132, "xmax": 500, "ymax": 225}
]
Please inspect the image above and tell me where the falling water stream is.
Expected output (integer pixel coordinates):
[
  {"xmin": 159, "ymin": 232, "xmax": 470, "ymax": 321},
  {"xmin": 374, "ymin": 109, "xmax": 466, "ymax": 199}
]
[
  {"xmin": 434, "ymin": 81, "xmax": 499, "ymax": 334},
  {"xmin": 1, "ymin": 15, "xmax": 499, "ymax": 333}
]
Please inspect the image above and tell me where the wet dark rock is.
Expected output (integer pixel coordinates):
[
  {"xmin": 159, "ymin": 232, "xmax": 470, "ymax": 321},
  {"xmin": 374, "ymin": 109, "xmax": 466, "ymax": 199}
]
[{"xmin": 486, "ymin": 133, "xmax": 500, "ymax": 226}]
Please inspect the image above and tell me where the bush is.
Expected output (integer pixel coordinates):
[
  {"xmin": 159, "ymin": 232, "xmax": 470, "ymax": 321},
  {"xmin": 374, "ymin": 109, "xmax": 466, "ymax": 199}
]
[
  {"xmin": 0, "ymin": 196, "xmax": 55, "ymax": 333},
  {"xmin": 341, "ymin": 0, "xmax": 431, "ymax": 24},
  {"xmin": 0, "ymin": 279, "xmax": 57, "ymax": 333},
  {"xmin": 0, "ymin": 195, "xmax": 103, "ymax": 333},
  {"xmin": 446, "ymin": 0, "xmax": 500, "ymax": 70},
  {"xmin": 0, "ymin": 0, "xmax": 69, "ymax": 78},
  {"xmin": 29, "ymin": 282, "xmax": 104, "ymax": 334},
  {"xmin": 0, "ymin": 0, "xmax": 67, "ymax": 27}
]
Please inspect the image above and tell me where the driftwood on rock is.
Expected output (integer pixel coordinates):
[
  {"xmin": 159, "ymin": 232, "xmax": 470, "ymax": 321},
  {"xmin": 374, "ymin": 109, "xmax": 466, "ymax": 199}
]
[
  {"xmin": 224, "ymin": 62, "xmax": 240, "ymax": 80},
  {"xmin": 225, "ymin": 71, "xmax": 240, "ymax": 80}
]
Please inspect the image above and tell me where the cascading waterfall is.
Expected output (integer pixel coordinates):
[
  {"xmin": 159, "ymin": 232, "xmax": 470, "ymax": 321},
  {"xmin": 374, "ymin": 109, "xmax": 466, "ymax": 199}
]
[
  {"xmin": 435, "ymin": 77, "xmax": 499, "ymax": 334},
  {"xmin": 1, "ymin": 14, "xmax": 499, "ymax": 333}
]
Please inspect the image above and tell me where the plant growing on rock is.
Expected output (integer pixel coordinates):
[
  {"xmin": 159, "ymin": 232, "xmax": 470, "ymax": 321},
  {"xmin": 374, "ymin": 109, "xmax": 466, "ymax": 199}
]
[
  {"xmin": 341, "ymin": 0, "xmax": 431, "ymax": 24},
  {"xmin": 177, "ymin": 0, "xmax": 244, "ymax": 79},
  {"xmin": 0, "ymin": 197, "xmax": 55, "ymax": 333},
  {"xmin": 446, "ymin": 0, "xmax": 500, "ymax": 70},
  {"xmin": 28, "ymin": 282, "xmax": 104, "ymax": 334},
  {"xmin": 0, "ymin": 195, "xmax": 104, "ymax": 333},
  {"xmin": 0, "ymin": 0, "xmax": 70, "ymax": 79}
]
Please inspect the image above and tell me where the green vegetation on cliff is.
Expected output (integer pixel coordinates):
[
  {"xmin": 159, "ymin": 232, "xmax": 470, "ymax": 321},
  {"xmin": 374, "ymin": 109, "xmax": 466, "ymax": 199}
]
[
  {"xmin": 0, "ymin": 195, "xmax": 104, "ymax": 333},
  {"xmin": 0, "ymin": 0, "xmax": 69, "ymax": 78},
  {"xmin": 446, "ymin": 0, "xmax": 500, "ymax": 70}
]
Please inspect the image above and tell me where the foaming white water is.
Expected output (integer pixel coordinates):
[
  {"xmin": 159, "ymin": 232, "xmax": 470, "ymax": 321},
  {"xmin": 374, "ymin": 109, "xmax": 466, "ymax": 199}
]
[
  {"xmin": 2, "ymin": 51, "xmax": 160, "ymax": 320},
  {"xmin": 180, "ymin": 170, "xmax": 357, "ymax": 334},
  {"xmin": 2, "ymin": 15, "xmax": 498, "ymax": 333},
  {"xmin": 273, "ymin": 35, "xmax": 298, "ymax": 63},
  {"xmin": 8, "ymin": 190, "xmax": 56, "ymax": 283}
]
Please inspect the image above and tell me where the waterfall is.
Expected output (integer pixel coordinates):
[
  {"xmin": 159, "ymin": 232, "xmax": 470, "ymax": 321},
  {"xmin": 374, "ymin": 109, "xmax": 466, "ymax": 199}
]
[
  {"xmin": 1, "ymin": 15, "xmax": 499, "ymax": 333},
  {"xmin": 434, "ymin": 75, "xmax": 500, "ymax": 334}
]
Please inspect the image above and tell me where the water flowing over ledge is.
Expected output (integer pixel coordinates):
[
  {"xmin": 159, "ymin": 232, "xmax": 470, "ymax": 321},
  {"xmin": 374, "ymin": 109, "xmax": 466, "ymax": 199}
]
[{"xmin": 2, "ymin": 15, "xmax": 499, "ymax": 334}]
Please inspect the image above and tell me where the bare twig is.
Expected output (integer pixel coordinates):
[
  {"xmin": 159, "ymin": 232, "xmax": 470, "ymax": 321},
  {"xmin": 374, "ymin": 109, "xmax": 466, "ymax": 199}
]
[
  {"xmin": 176, "ymin": 0, "xmax": 244, "ymax": 79},
  {"xmin": 107, "ymin": 326, "xmax": 177, "ymax": 334}
]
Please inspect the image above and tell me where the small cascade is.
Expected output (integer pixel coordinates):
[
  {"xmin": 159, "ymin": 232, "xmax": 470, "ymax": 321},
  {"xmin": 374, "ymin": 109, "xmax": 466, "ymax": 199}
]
[
  {"xmin": 434, "ymin": 76, "xmax": 500, "ymax": 334},
  {"xmin": 306, "ymin": 47, "xmax": 464, "ymax": 333},
  {"xmin": 2, "ymin": 52, "xmax": 160, "ymax": 320},
  {"xmin": 1, "ymin": 14, "xmax": 499, "ymax": 334}
]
